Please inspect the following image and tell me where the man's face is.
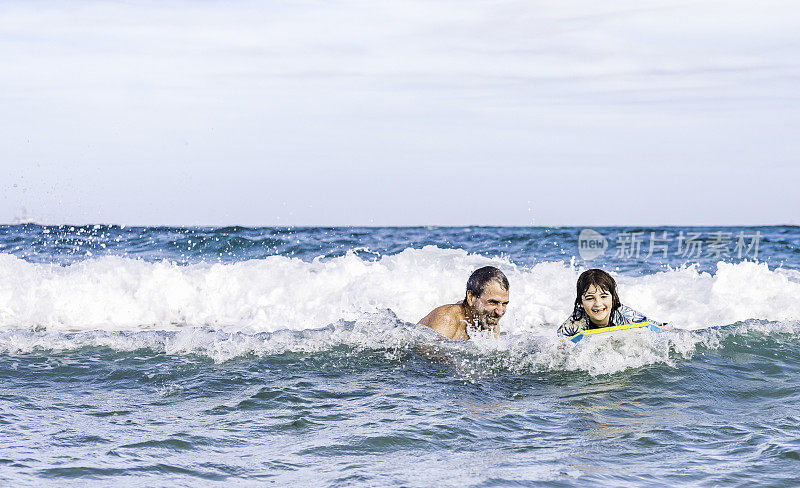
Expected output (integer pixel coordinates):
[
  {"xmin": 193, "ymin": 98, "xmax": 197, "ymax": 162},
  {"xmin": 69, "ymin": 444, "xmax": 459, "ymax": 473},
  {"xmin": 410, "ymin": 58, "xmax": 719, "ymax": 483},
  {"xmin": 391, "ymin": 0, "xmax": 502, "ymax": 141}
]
[{"xmin": 467, "ymin": 280, "xmax": 510, "ymax": 330}]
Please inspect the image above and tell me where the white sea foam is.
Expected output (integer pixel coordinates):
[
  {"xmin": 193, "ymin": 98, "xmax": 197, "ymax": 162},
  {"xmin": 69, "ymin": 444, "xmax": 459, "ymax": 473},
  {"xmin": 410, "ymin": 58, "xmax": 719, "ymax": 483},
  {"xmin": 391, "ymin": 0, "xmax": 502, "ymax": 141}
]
[
  {"xmin": 2, "ymin": 247, "xmax": 800, "ymax": 334},
  {"xmin": 2, "ymin": 247, "xmax": 799, "ymax": 374},
  {"xmin": 2, "ymin": 315, "xmax": 796, "ymax": 376}
]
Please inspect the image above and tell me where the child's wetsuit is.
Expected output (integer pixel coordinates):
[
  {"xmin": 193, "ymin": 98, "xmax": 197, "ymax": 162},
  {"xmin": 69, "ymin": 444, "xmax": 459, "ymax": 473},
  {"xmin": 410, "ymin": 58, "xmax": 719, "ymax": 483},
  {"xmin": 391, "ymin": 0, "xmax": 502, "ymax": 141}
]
[{"xmin": 557, "ymin": 304, "xmax": 664, "ymax": 337}]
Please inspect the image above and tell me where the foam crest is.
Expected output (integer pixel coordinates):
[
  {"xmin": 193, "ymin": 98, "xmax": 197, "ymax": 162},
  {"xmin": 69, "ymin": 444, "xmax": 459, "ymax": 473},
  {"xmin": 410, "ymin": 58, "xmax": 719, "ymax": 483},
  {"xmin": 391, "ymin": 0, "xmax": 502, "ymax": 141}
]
[
  {"xmin": 3, "ymin": 315, "xmax": 798, "ymax": 377},
  {"xmin": 2, "ymin": 249, "xmax": 800, "ymax": 335},
  {"xmin": 0, "ymin": 310, "xmax": 440, "ymax": 363}
]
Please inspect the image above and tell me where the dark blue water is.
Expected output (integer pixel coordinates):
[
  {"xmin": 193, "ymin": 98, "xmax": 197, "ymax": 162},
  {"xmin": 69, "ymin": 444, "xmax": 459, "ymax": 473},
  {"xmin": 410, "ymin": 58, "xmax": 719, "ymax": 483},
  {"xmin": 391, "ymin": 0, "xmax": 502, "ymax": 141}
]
[
  {"xmin": 2, "ymin": 224, "xmax": 795, "ymax": 273},
  {"xmin": 1, "ymin": 225, "xmax": 799, "ymax": 486}
]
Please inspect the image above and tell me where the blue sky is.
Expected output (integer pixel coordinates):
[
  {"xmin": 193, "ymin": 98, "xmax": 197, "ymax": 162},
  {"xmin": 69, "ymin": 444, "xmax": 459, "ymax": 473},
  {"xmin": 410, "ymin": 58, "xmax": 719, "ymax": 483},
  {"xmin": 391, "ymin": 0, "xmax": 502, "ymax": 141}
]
[{"xmin": 2, "ymin": 0, "xmax": 799, "ymax": 226}]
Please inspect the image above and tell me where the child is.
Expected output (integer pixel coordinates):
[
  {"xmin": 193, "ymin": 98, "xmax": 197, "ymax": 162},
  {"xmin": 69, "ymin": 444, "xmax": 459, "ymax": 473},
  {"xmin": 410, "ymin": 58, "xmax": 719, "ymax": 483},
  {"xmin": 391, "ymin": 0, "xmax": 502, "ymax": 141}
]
[{"xmin": 558, "ymin": 268, "xmax": 664, "ymax": 337}]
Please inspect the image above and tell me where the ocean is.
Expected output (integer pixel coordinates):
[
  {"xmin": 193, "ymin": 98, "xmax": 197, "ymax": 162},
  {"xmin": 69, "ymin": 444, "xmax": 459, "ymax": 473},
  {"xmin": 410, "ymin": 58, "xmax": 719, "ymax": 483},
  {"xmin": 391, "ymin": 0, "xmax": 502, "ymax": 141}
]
[{"xmin": 1, "ymin": 225, "xmax": 799, "ymax": 487}]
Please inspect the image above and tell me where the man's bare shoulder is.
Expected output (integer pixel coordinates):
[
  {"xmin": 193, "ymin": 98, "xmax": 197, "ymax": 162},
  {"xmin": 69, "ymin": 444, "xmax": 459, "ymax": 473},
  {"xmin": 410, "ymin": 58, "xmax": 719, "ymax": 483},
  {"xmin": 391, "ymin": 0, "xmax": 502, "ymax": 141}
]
[
  {"xmin": 419, "ymin": 303, "xmax": 462, "ymax": 323},
  {"xmin": 418, "ymin": 303, "xmax": 467, "ymax": 340}
]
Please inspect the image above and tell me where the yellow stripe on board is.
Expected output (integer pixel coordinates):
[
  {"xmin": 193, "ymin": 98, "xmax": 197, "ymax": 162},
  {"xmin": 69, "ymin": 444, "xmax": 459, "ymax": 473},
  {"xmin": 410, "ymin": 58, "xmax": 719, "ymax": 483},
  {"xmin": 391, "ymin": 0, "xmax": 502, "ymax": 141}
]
[{"xmin": 579, "ymin": 321, "xmax": 651, "ymax": 337}]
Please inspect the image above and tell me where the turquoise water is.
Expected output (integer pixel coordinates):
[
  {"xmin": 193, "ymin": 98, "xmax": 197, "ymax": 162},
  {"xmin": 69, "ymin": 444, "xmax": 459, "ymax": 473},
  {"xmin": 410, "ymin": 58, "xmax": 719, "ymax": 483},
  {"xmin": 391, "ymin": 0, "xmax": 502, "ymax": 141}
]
[{"xmin": 1, "ymin": 225, "xmax": 799, "ymax": 486}]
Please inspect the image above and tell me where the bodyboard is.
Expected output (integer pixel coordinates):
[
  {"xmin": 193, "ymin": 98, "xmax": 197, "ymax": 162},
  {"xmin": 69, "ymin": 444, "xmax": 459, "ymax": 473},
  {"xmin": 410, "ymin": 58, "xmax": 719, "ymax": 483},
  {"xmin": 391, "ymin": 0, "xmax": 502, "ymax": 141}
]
[{"xmin": 567, "ymin": 321, "xmax": 662, "ymax": 344}]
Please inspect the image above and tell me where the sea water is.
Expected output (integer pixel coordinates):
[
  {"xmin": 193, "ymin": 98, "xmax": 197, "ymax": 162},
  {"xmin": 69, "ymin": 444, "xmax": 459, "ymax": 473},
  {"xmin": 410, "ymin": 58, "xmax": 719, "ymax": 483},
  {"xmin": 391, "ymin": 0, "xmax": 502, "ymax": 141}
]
[{"xmin": 1, "ymin": 225, "xmax": 799, "ymax": 487}]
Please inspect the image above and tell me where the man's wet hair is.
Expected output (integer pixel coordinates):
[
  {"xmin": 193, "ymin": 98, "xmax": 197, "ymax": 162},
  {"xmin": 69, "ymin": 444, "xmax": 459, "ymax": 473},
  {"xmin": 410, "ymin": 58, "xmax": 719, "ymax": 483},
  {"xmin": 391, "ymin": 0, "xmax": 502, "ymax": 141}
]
[{"xmin": 464, "ymin": 266, "xmax": 509, "ymax": 302}]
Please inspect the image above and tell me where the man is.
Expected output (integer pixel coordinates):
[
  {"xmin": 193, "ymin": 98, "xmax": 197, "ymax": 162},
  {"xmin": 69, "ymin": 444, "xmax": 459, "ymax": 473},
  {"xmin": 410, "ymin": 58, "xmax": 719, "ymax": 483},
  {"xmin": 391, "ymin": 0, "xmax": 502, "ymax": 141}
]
[{"xmin": 418, "ymin": 266, "xmax": 510, "ymax": 340}]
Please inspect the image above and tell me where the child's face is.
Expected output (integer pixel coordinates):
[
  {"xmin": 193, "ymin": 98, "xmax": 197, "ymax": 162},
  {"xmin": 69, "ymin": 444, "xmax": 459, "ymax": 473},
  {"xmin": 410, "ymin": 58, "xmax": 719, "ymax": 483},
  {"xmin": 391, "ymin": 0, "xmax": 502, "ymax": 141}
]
[{"xmin": 581, "ymin": 284, "xmax": 613, "ymax": 326}]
